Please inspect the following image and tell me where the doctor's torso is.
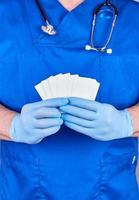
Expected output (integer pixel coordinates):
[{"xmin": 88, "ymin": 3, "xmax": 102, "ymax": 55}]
[
  {"xmin": 0, "ymin": 0, "xmax": 139, "ymax": 110},
  {"xmin": 0, "ymin": 1, "xmax": 139, "ymax": 199}
]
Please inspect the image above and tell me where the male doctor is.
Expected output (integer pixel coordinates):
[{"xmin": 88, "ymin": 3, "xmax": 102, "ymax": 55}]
[{"xmin": 0, "ymin": 0, "xmax": 139, "ymax": 199}]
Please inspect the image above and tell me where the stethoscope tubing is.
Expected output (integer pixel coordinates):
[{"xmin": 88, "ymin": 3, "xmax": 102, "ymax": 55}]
[
  {"xmin": 35, "ymin": 0, "xmax": 118, "ymax": 54},
  {"xmin": 86, "ymin": 0, "xmax": 118, "ymax": 54}
]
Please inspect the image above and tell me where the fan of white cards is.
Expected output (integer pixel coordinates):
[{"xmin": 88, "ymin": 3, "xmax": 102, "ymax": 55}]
[{"xmin": 35, "ymin": 73, "xmax": 100, "ymax": 100}]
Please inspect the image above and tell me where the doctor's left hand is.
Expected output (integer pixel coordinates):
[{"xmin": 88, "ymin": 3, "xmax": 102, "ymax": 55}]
[{"xmin": 60, "ymin": 97, "xmax": 133, "ymax": 141}]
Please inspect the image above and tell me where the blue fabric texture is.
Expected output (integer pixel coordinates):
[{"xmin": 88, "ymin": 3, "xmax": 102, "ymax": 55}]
[{"xmin": 0, "ymin": 0, "xmax": 139, "ymax": 199}]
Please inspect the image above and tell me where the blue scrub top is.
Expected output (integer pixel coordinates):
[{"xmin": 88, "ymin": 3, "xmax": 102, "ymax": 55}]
[{"xmin": 0, "ymin": 0, "xmax": 139, "ymax": 199}]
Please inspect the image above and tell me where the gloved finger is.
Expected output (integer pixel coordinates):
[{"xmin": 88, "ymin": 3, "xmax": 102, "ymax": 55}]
[
  {"xmin": 90, "ymin": 130, "xmax": 113, "ymax": 141},
  {"xmin": 62, "ymin": 114, "xmax": 97, "ymax": 128},
  {"xmin": 59, "ymin": 105, "xmax": 97, "ymax": 120},
  {"xmin": 35, "ymin": 118, "xmax": 63, "ymax": 128},
  {"xmin": 34, "ymin": 107, "xmax": 61, "ymax": 119},
  {"xmin": 68, "ymin": 97, "xmax": 101, "ymax": 111},
  {"xmin": 28, "ymin": 138, "xmax": 43, "ymax": 144},
  {"xmin": 64, "ymin": 121, "xmax": 93, "ymax": 137},
  {"xmin": 32, "ymin": 98, "xmax": 69, "ymax": 108},
  {"xmin": 64, "ymin": 122, "xmax": 114, "ymax": 141},
  {"xmin": 35, "ymin": 126, "xmax": 61, "ymax": 137}
]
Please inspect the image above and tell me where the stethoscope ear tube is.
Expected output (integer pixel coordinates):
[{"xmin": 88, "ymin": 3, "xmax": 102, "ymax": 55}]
[
  {"xmin": 36, "ymin": 0, "xmax": 56, "ymax": 35},
  {"xmin": 94, "ymin": 1, "xmax": 118, "ymax": 16},
  {"xmin": 85, "ymin": 0, "xmax": 118, "ymax": 54}
]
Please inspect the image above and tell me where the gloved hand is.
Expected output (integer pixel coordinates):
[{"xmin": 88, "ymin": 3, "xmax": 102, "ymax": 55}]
[
  {"xmin": 60, "ymin": 97, "xmax": 133, "ymax": 141},
  {"xmin": 10, "ymin": 98, "xmax": 69, "ymax": 144}
]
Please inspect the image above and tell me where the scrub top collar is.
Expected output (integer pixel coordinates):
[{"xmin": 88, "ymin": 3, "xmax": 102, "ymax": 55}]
[
  {"xmin": 25, "ymin": 0, "xmax": 134, "ymax": 47},
  {"xmin": 26, "ymin": 0, "xmax": 93, "ymax": 45}
]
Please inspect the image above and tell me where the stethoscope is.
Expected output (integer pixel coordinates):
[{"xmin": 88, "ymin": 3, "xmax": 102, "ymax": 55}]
[
  {"xmin": 36, "ymin": 0, "xmax": 118, "ymax": 54},
  {"xmin": 36, "ymin": 0, "xmax": 57, "ymax": 35}
]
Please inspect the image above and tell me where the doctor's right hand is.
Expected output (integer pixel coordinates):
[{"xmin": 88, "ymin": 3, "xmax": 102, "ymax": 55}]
[{"xmin": 9, "ymin": 98, "xmax": 68, "ymax": 144}]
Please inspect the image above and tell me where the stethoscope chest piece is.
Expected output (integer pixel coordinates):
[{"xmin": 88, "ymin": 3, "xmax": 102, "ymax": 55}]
[{"xmin": 41, "ymin": 20, "xmax": 56, "ymax": 35}]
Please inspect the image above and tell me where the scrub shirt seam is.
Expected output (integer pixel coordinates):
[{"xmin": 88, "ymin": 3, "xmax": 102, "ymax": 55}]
[
  {"xmin": 34, "ymin": 42, "xmax": 87, "ymax": 48},
  {"xmin": 34, "ymin": 161, "xmax": 43, "ymax": 200},
  {"xmin": 90, "ymin": 161, "xmax": 104, "ymax": 200},
  {"xmin": 34, "ymin": 161, "xmax": 48, "ymax": 200},
  {"xmin": 95, "ymin": 161, "xmax": 107, "ymax": 200}
]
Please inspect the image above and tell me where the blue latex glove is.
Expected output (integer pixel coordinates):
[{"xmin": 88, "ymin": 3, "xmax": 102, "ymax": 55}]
[
  {"xmin": 60, "ymin": 97, "xmax": 133, "ymax": 141},
  {"xmin": 10, "ymin": 98, "xmax": 69, "ymax": 144}
]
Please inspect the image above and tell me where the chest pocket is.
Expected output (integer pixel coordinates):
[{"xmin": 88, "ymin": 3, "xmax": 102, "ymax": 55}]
[
  {"xmin": 97, "ymin": 150, "xmax": 139, "ymax": 200},
  {"xmin": 98, "ymin": 55, "xmax": 139, "ymax": 109}
]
